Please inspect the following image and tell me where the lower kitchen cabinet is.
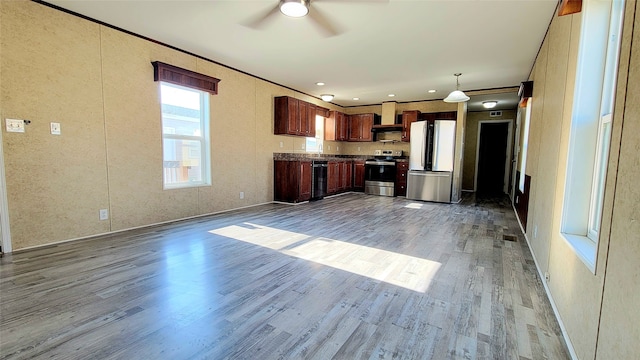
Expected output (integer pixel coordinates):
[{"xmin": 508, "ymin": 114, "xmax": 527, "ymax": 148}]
[
  {"xmin": 342, "ymin": 161, "xmax": 353, "ymax": 191},
  {"xmin": 395, "ymin": 161, "xmax": 409, "ymax": 197},
  {"xmin": 327, "ymin": 161, "xmax": 339, "ymax": 195},
  {"xmin": 353, "ymin": 160, "xmax": 365, "ymax": 191},
  {"xmin": 274, "ymin": 160, "xmax": 312, "ymax": 203}
]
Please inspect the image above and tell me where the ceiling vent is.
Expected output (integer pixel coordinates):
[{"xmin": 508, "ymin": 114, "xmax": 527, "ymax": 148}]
[{"xmin": 490, "ymin": 111, "xmax": 502, "ymax": 117}]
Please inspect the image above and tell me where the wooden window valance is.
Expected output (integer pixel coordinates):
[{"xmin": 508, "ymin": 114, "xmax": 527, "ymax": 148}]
[{"xmin": 152, "ymin": 61, "xmax": 220, "ymax": 95}]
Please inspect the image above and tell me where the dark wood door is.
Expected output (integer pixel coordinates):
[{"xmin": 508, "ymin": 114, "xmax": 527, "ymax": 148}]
[
  {"xmin": 299, "ymin": 161, "xmax": 312, "ymax": 201},
  {"xmin": 402, "ymin": 110, "xmax": 420, "ymax": 142},
  {"xmin": 353, "ymin": 160, "xmax": 365, "ymax": 191},
  {"xmin": 360, "ymin": 113, "xmax": 373, "ymax": 141},
  {"xmin": 337, "ymin": 112, "xmax": 348, "ymax": 141},
  {"xmin": 348, "ymin": 114, "xmax": 360, "ymax": 141},
  {"xmin": 306, "ymin": 103, "xmax": 316, "ymax": 137},
  {"xmin": 287, "ymin": 97, "xmax": 298, "ymax": 135},
  {"xmin": 337, "ymin": 162, "xmax": 345, "ymax": 192},
  {"xmin": 477, "ymin": 122, "xmax": 509, "ymax": 195},
  {"xmin": 395, "ymin": 161, "xmax": 409, "ymax": 197},
  {"xmin": 298, "ymin": 101, "xmax": 309, "ymax": 136},
  {"xmin": 344, "ymin": 161, "xmax": 353, "ymax": 190},
  {"xmin": 327, "ymin": 161, "xmax": 339, "ymax": 194}
]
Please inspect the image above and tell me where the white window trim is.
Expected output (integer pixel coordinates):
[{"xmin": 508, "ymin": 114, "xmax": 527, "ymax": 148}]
[
  {"xmin": 560, "ymin": 0, "xmax": 624, "ymax": 274},
  {"xmin": 160, "ymin": 82, "xmax": 211, "ymax": 190}
]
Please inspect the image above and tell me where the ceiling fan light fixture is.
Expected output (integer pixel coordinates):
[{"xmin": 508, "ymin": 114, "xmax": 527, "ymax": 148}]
[
  {"xmin": 443, "ymin": 73, "xmax": 470, "ymax": 103},
  {"xmin": 482, "ymin": 101, "xmax": 498, "ymax": 109},
  {"xmin": 280, "ymin": 0, "xmax": 309, "ymax": 18},
  {"xmin": 321, "ymin": 94, "xmax": 334, "ymax": 102}
]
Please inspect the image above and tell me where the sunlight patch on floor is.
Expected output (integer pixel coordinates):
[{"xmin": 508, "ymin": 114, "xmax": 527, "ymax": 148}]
[
  {"xmin": 209, "ymin": 223, "xmax": 441, "ymax": 293},
  {"xmin": 404, "ymin": 203, "xmax": 424, "ymax": 209}
]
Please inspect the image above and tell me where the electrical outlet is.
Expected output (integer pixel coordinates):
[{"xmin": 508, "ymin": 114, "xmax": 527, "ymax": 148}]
[
  {"xmin": 336, "ymin": 146, "xmax": 339, "ymax": 151},
  {"xmin": 301, "ymin": 143, "xmax": 305, "ymax": 149},
  {"xmin": 99, "ymin": 209, "xmax": 109, "ymax": 220},
  {"xmin": 358, "ymin": 147, "xmax": 361, "ymax": 151},
  {"xmin": 239, "ymin": 192, "xmax": 244, "ymax": 199},
  {"xmin": 545, "ymin": 272, "xmax": 550, "ymax": 282},
  {"xmin": 279, "ymin": 141, "xmax": 283, "ymax": 148},
  {"xmin": 50, "ymin": 122, "xmax": 61, "ymax": 135},
  {"xmin": 533, "ymin": 225, "xmax": 538, "ymax": 239}
]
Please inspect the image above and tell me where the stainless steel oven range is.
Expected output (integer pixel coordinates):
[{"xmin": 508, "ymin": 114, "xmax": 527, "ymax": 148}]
[{"xmin": 364, "ymin": 150, "xmax": 402, "ymax": 197}]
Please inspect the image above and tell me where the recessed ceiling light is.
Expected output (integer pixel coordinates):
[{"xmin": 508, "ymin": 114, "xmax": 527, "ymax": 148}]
[
  {"xmin": 352, "ymin": 97, "xmax": 360, "ymax": 101},
  {"xmin": 316, "ymin": 82, "xmax": 325, "ymax": 86},
  {"xmin": 482, "ymin": 101, "xmax": 498, "ymax": 109},
  {"xmin": 428, "ymin": 90, "xmax": 437, "ymax": 93},
  {"xmin": 388, "ymin": 94, "xmax": 395, "ymax": 97}
]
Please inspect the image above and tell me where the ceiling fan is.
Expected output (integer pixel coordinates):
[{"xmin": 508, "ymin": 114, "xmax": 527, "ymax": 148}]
[{"xmin": 244, "ymin": 0, "xmax": 388, "ymax": 37}]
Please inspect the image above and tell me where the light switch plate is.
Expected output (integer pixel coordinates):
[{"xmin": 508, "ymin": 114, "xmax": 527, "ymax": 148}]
[
  {"xmin": 6, "ymin": 119, "xmax": 25, "ymax": 133},
  {"xmin": 50, "ymin": 122, "xmax": 61, "ymax": 135}
]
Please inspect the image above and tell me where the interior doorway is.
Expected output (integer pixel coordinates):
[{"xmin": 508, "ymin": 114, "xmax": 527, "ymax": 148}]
[
  {"xmin": 0, "ymin": 128, "xmax": 10, "ymax": 254},
  {"xmin": 475, "ymin": 120, "xmax": 513, "ymax": 196}
]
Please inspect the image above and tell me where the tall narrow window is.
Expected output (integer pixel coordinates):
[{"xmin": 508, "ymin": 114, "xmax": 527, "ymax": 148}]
[
  {"xmin": 306, "ymin": 115, "xmax": 324, "ymax": 153},
  {"xmin": 561, "ymin": 0, "xmax": 624, "ymax": 272},
  {"xmin": 160, "ymin": 82, "xmax": 211, "ymax": 189}
]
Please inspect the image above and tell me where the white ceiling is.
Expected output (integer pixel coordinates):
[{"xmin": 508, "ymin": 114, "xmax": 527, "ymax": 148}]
[{"xmin": 44, "ymin": 0, "xmax": 557, "ymax": 107}]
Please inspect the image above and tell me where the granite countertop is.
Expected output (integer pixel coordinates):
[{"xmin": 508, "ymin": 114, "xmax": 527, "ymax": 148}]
[{"xmin": 273, "ymin": 153, "xmax": 408, "ymax": 161}]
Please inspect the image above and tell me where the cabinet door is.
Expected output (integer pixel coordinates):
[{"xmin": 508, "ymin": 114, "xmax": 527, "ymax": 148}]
[
  {"xmin": 274, "ymin": 96, "xmax": 299, "ymax": 135},
  {"xmin": 299, "ymin": 161, "xmax": 312, "ymax": 201},
  {"xmin": 307, "ymin": 103, "xmax": 316, "ymax": 137},
  {"xmin": 353, "ymin": 160, "xmax": 365, "ymax": 190},
  {"xmin": 402, "ymin": 110, "xmax": 420, "ymax": 142},
  {"xmin": 327, "ymin": 162, "xmax": 338, "ymax": 194},
  {"xmin": 345, "ymin": 161, "xmax": 353, "ymax": 190},
  {"xmin": 325, "ymin": 111, "xmax": 337, "ymax": 141},
  {"xmin": 338, "ymin": 162, "xmax": 343, "ymax": 192},
  {"xmin": 298, "ymin": 101, "xmax": 308, "ymax": 136},
  {"xmin": 360, "ymin": 113, "xmax": 373, "ymax": 141},
  {"xmin": 395, "ymin": 161, "xmax": 409, "ymax": 197},
  {"xmin": 348, "ymin": 114, "xmax": 360, "ymax": 141},
  {"xmin": 337, "ymin": 112, "xmax": 348, "ymax": 141}
]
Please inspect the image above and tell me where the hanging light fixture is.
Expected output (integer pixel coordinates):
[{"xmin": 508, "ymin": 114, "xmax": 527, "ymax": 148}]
[
  {"xmin": 280, "ymin": 0, "xmax": 309, "ymax": 18},
  {"xmin": 320, "ymin": 94, "xmax": 334, "ymax": 102},
  {"xmin": 443, "ymin": 73, "xmax": 470, "ymax": 103}
]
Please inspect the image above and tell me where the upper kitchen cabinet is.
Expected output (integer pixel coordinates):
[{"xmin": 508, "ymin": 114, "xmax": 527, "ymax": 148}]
[
  {"xmin": 274, "ymin": 96, "xmax": 316, "ymax": 137},
  {"xmin": 325, "ymin": 111, "xmax": 348, "ymax": 141},
  {"xmin": 401, "ymin": 110, "xmax": 421, "ymax": 142},
  {"xmin": 348, "ymin": 113, "xmax": 374, "ymax": 142}
]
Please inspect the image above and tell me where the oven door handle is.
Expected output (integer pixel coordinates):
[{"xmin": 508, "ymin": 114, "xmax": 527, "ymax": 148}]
[{"xmin": 365, "ymin": 161, "xmax": 395, "ymax": 166}]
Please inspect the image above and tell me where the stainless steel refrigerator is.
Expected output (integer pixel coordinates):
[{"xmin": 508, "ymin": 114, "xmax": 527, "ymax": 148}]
[{"xmin": 407, "ymin": 120, "xmax": 456, "ymax": 202}]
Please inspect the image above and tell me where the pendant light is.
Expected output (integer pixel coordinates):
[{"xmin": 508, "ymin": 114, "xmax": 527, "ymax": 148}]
[{"xmin": 443, "ymin": 73, "xmax": 470, "ymax": 103}]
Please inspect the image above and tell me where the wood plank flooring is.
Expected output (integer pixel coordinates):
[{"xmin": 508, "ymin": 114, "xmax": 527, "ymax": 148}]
[{"xmin": 0, "ymin": 193, "xmax": 571, "ymax": 360}]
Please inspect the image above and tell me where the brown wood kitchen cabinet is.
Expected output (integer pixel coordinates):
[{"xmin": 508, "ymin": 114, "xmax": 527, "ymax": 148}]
[
  {"xmin": 274, "ymin": 160, "xmax": 312, "ymax": 203},
  {"xmin": 325, "ymin": 111, "xmax": 348, "ymax": 141},
  {"xmin": 401, "ymin": 110, "xmax": 421, "ymax": 142},
  {"xmin": 274, "ymin": 96, "xmax": 316, "ymax": 137},
  {"xmin": 342, "ymin": 161, "xmax": 353, "ymax": 191},
  {"xmin": 395, "ymin": 161, "xmax": 409, "ymax": 197},
  {"xmin": 327, "ymin": 161, "xmax": 339, "ymax": 195},
  {"xmin": 353, "ymin": 160, "xmax": 365, "ymax": 191},
  {"xmin": 348, "ymin": 113, "xmax": 373, "ymax": 142}
]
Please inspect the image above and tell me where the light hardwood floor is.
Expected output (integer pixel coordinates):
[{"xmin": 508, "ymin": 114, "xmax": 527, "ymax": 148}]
[{"xmin": 0, "ymin": 193, "xmax": 570, "ymax": 360}]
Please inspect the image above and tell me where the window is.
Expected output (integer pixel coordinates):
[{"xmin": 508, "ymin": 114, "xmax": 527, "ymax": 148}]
[
  {"xmin": 306, "ymin": 115, "xmax": 324, "ymax": 153},
  {"xmin": 160, "ymin": 82, "xmax": 211, "ymax": 189},
  {"xmin": 561, "ymin": 0, "xmax": 624, "ymax": 272}
]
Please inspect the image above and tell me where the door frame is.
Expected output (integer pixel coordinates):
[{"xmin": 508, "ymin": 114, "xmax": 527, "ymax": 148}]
[
  {"xmin": 0, "ymin": 128, "xmax": 11, "ymax": 253},
  {"xmin": 474, "ymin": 119, "xmax": 514, "ymax": 194}
]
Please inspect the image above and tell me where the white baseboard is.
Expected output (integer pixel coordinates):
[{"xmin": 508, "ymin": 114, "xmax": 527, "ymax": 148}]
[{"xmin": 511, "ymin": 203, "xmax": 578, "ymax": 360}]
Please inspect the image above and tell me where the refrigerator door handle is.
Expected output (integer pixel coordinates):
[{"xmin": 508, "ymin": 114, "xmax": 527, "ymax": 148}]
[{"xmin": 421, "ymin": 124, "xmax": 427, "ymax": 168}]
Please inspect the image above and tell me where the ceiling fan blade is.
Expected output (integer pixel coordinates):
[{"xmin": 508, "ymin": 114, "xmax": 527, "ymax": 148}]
[
  {"xmin": 242, "ymin": 3, "xmax": 281, "ymax": 30},
  {"xmin": 308, "ymin": 6, "xmax": 343, "ymax": 37}
]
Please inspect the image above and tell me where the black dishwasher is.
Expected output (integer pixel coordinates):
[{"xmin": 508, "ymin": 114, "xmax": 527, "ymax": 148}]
[{"xmin": 311, "ymin": 161, "xmax": 328, "ymax": 200}]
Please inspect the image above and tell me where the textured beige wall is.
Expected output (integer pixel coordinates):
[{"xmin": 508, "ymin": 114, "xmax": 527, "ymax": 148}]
[
  {"xmin": 0, "ymin": 2, "xmax": 110, "ymax": 249},
  {"xmin": 0, "ymin": 1, "xmax": 334, "ymax": 250},
  {"xmin": 521, "ymin": 1, "xmax": 639, "ymax": 359},
  {"xmin": 461, "ymin": 109, "xmax": 517, "ymax": 191},
  {"xmin": 594, "ymin": 0, "xmax": 640, "ymax": 357}
]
